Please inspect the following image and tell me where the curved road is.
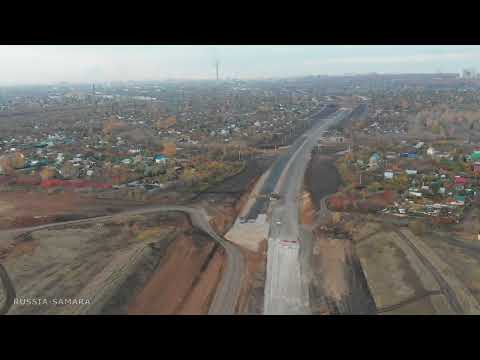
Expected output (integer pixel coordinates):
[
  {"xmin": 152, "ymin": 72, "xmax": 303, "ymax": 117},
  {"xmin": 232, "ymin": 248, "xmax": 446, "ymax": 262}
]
[{"xmin": 0, "ymin": 205, "xmax": 244, "ymax": 315}]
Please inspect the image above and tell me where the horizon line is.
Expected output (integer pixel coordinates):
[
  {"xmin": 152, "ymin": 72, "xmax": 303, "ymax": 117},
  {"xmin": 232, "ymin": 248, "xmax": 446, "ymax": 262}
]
[{"xmin": 0, "ymin": 71, "xmax": 464, "ymax": 88}]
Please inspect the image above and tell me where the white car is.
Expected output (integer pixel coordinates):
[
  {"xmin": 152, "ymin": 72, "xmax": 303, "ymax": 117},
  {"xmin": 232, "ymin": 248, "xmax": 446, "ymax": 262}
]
[{"xmin": 275, "ymin": 219, "xmax": 282, "ymax": 225}]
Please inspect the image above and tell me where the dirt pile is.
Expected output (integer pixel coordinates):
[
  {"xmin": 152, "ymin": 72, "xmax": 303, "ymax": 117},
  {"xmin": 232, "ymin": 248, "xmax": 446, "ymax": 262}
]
[
  {"xmin": 300, "ymin": 191, "xmax": 315, "ymax": 225},
  {"xmin": 238, "ymin": 240, "xmax": 267, "ymax": 314}
]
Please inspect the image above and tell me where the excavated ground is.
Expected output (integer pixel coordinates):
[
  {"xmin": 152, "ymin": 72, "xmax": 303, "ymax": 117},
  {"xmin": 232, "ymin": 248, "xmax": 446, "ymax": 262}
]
[
  {"xmin": 304, "ymin": 152, "xmax": 377, "ymax": 314},
  {"xmin": 2, "ymin": 211, "xmax": 231, "ymax": 315}
]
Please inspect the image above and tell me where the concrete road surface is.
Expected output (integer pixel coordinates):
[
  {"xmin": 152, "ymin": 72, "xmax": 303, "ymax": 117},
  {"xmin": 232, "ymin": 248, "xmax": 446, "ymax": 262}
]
[
  {"xmin": 0, "ymin": 205, "xmax": 244, "ymax": 315},
  {"xmin": 264, "ymin": 109, "xmax": 352, "ymax": 315}
]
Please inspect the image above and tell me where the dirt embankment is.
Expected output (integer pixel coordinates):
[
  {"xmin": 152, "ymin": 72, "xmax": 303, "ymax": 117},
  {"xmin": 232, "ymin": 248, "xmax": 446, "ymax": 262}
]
[
  {"xmin": 3, "ymin": 212, "xmax": 190, "ymax": 314},
  {"xmin": 204, "ymin": 174, "xmax": 269, "ymax": 314},
  {"xmin": 119, "ymin": 161, "xmax": 268, "ymax": 315},
  {"xmin": 202, "ymin": 157, "xmax": 274, "ymax": 194},
  {"xmin": 300, "ymin": 191, "xmax": 316, "ymax": 226},
  {"xmin": 310, "ymin": 228, "xmax": 377, "ymax": 315},
  {"xmin": 127, "ymin": 229, "xmax": 225, "ymax": 315},
  {"xmin": 304, "ymin": 152, "xmax": 377, "ymax": 314},
  {"xmin": 196, "ymin": 157, "xmax": 274, "ymax": 234},
  {"xmin": 3, "ymin": 210, "xmax": 230, "ymax": 315},
  {"xmin": 196, "ymin": 158, "xmax": 275, "ymax": 314},
  {"xmin": 236, "ymin": 240, "xmax": 267, "ymax": 314}
]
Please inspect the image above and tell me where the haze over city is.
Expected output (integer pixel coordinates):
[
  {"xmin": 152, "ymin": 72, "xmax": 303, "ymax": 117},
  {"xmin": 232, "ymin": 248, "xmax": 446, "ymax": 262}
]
[{"xmin": 2, "ymin": 45, "xmax": 480, "ymax": 85}]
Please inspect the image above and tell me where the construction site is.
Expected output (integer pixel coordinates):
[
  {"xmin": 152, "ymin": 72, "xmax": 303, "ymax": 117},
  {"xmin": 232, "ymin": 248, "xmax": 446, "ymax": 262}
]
[{"xmin": 3, "ymin": 65, "xmax": 480, "ymax": 316}]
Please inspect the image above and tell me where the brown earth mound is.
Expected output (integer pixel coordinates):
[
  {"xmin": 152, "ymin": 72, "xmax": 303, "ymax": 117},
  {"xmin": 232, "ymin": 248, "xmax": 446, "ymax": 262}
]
[{"xmin": 127, "ymin": 229, "xmax": 224, "ymax": 315}]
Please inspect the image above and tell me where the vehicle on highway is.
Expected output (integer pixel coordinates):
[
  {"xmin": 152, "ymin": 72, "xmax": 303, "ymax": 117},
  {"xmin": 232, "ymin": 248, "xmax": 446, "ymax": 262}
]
[
  {"xmin": 279, "ymin": 240, "xmax": 298, "ymax": 249},
  {"xmin": 269, "ymin": 192, "xmax": 281, "ymax": 200},
  {"xmin": 280, "ymin": 240, "xmax": 297, "ymax": 246},
  {"xmin": 275, "ymin": 219, "xmax": 282, "ymax": 225}
]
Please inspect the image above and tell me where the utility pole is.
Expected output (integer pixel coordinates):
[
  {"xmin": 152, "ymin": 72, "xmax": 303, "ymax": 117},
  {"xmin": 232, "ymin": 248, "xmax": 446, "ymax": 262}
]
[{"xmin": 216, "ymin": 60, "xmax": 220, "ymax": 82}]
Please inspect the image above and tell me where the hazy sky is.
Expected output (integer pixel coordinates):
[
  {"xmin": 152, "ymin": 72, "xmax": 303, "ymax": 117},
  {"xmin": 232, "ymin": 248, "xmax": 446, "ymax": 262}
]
[{"xmin": 1, "ymin": 45, "xmax": 480, "ymax": 85}]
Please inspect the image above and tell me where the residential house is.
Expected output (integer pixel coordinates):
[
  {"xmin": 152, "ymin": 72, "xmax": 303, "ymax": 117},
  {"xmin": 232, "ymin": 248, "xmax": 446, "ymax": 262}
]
[
  {"xmin": 154, "ymin": 154, "xmax": 167, "ymax": 164},
  {"xmin": 384, "ymin": 171, "xmax": 394, "ymax": 180},
  {"xmin": 385, "ymin": 152, "xmax": 397, "ymax": 160},
  {"xmin": 454, "ymin": 176, "xmax": 467, "ymax": 191},
  {"xmin": 468, "ymin": 151, "xmax": 480, "ymax": 162},
  {"xmin": 474, "ymin": 162, "xmax": 480, "ymax": 174},
  {"xmin": 369, "ymin": 152, "xmax": 381, "ymax": 167}
]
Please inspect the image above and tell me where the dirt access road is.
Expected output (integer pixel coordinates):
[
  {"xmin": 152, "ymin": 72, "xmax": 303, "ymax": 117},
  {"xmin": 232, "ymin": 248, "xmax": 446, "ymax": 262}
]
[
  {"xmin": 0, "ymin": 205, "xmax": 244, "ymax": 315},
  {"xmin": 394, "ymin": 228, "xmax": 480, "ymax": 314}
]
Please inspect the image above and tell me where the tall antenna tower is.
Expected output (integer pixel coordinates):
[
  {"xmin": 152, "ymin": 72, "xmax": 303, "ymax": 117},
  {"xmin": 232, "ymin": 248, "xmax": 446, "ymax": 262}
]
[
  {"xmin": 92, "ymin": 83, "xmax": 97, "ymax": 111},
  {"xmin": 215, "ymin": 59, "xmax": 220, "ymax": 81}
]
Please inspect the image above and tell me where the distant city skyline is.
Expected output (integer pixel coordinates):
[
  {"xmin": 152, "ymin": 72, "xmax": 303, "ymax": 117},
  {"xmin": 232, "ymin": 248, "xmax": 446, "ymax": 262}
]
[{"xmin": 1, "ymin": 45, "xmax": 480, "ymax": 85}]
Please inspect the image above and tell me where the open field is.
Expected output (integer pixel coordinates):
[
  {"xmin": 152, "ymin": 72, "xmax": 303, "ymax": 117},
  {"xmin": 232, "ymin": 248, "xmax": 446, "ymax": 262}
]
[
  {"xmin": 2, "ymin": 211, "xmax": 228, "ymax": 314},
  {"xmin": 0, "ymin": 189, "xmax": 155, "ymax": 230},
  {"xmin": 350, "ymin": 217, "xmax": 480, "ymax": 314},
  {"xmin": 356, "ymin": 230, "xmax": 438, "ymax": 314},
  {"xmin": 421, "ymin": 234, "xmax": 480, "ymax": 303}
]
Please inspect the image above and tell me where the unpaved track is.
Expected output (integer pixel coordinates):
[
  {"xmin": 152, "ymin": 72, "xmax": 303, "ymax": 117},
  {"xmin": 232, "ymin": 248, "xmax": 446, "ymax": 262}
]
[
  {"xmin": 377, "ymin": 290, "xmax": 443, "ymax": 314},
  {"xmin": 0, "ymin": 205, "xmax": 244, "ymax": 315},
  {"xmin": 393, "ymin": 228, "xmax": 480, "ymax": 314}
]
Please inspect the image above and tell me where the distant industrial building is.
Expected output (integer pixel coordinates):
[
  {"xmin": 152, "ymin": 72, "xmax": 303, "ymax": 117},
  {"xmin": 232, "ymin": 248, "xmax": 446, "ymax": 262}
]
[{"xmin": 462, "ymin": 68, "xmax": 478, "ymax": 79}]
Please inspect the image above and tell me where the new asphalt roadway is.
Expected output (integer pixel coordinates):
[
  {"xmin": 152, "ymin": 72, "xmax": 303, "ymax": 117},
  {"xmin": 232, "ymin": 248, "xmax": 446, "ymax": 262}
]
[{"xmin": 264, "ymin": 109, "xmax": 352, "ymax": 314}]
